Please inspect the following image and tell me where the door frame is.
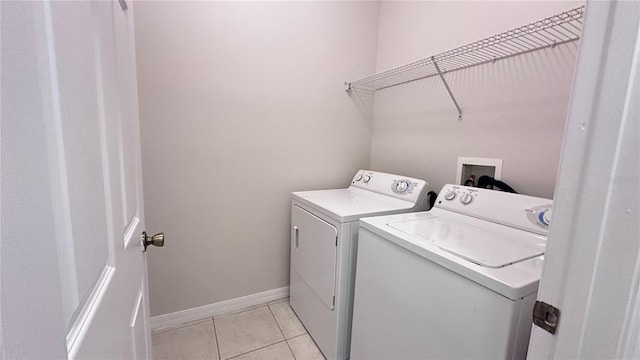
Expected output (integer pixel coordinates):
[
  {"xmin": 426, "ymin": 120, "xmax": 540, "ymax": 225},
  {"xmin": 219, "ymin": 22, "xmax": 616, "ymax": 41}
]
[{"xmin": 528, "ymin": 0, "xmax": 640, "ymax": 358}]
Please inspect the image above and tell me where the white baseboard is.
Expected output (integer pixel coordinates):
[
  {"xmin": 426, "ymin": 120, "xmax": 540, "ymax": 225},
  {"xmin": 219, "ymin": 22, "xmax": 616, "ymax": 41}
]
[{"xmin": 150, "ymin": 286, "xmax": 289, "ymax": 332}]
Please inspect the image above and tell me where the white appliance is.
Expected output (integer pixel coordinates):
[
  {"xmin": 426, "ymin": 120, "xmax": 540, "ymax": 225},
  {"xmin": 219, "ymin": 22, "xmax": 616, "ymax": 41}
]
[
  {"xmin": 350, "ymin": 184, "xmax": 553, "ymax": 360},
  {"xmin": 290, "ymin": 170, "xmax": 429, "ymax": 360}
]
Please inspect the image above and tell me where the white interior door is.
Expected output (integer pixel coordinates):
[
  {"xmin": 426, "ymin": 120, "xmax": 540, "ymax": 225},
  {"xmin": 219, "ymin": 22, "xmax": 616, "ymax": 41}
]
[
  {"xmin": 528, "ymin": 1, "xmax": 640, "ymax": 358},
  {"xmin": 1, "ymin": 0, "xmax": 157, "ymax": 358}
]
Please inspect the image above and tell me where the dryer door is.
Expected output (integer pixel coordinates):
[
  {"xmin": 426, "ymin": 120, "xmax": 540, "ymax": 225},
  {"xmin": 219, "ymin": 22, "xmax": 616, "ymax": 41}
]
[{"xmin": 291, "ymin": 205, "xmax": 338, "ymax": 310}]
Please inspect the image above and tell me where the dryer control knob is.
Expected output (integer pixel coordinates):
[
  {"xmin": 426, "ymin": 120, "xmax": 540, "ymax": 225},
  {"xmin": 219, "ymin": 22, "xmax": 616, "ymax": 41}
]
[
  {"xmin": 363, "ymin": 175, "xmax": 371, "ymax": 183},
  {"xmin": 444, "ymin": 191, "xmax": 456, "ymax": 200},
  {"xmin": 355, "ymin": 174, "xmax": 363, "ymax": 182},
  {"xmin": 396, "ymin": 181, "xmax": 409, "ymax": 193},
  {"xmin": 460, "ymin": 193, "xmax": 473, "ymax": 205}
]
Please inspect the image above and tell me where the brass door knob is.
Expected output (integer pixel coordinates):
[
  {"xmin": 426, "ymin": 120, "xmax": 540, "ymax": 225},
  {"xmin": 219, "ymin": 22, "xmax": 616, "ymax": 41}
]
[{"xmin": 142, "ymin": 231, "xmax": 165, "ymax": 252}]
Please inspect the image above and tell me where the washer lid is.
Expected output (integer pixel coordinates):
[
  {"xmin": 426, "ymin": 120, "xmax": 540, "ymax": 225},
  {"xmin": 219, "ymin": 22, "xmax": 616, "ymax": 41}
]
[{"xmin": 388, "ymin": 216, "xmax": 546, "ymax": 268}]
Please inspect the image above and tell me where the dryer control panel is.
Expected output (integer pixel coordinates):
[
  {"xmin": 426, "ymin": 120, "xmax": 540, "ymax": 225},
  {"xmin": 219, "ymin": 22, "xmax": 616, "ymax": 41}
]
[
  {"xmin": 435, "ymin": 184, "xmax": 553, "ymax": 235},
  {"xmin": 350, "ymin": 170, "xmax": 428, "ymax": 205}
]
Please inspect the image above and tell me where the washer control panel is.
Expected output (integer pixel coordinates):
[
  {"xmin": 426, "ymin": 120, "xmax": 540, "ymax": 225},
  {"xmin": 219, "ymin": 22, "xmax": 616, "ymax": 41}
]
[
  {"xmin": 435, "ymin": 184, "xmax": 553, "ymax": 235},
  {"xmin": 441, "ymin": 187, "xmax": 478, "ymax": 206},
  {"xmin": 351, "ymin": 170, "xmax": 428, "ymax": 205}
]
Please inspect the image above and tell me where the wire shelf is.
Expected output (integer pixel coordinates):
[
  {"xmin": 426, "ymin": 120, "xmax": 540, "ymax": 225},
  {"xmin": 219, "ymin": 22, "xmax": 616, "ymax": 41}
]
[{"xmin": 346, "ymin": 5, "xmax": 585, "ymax": 97}]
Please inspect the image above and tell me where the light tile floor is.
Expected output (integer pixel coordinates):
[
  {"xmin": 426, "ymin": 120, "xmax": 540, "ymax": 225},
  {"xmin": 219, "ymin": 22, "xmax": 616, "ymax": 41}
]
[{"xmin": 152, "ymin": 299, "xmax": 326, "ymax": 360}]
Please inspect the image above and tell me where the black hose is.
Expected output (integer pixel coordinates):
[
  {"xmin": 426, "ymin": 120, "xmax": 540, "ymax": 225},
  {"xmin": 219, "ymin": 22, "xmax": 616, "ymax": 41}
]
[
  {"xmin": 427, "ymin": 191, "xmax": 438, "ymax": 209},
  {"xmin": 477, "ymin": 175, "xmax": 518, "ymax": 193}
]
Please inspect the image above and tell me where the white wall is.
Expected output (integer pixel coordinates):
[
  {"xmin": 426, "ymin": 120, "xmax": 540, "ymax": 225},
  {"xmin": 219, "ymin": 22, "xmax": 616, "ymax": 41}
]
[
  {"xmin": 133, "ymin": 1, "xmax": 379, "ymax": 316},
  {"xmin": 369, "ymin": 1, "xmax": 583, "ymax": 198}
]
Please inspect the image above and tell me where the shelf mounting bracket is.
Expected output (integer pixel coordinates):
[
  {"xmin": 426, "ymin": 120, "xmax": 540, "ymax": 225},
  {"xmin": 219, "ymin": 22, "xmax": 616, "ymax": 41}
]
[{"xmin": 432, "ymin": 56, "xmax": 462, "ymax": 121}]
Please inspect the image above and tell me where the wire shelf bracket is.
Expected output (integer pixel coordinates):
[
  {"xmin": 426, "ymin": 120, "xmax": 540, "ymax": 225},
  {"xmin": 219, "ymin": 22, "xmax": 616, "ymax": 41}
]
[
  {"xmin": 432, "ymin": 57, "xmax": 462, "ymax": 121},
  {"xmin": 345, "ymin": 5, "xmax": 586, "ymax": 121}
]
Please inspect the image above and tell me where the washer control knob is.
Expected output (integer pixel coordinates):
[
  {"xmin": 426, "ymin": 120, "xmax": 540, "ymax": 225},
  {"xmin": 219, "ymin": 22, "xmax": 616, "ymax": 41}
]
[
  {"xmin": 363, "ymin": 175, "xmax": 371, "ymax": 183},
  {"xmin": 460, "ymin": 193, "xmax": 473, "ymax": 205},
  {"xmin": 539, "ymin": 209, "xmax": 552, "ymax": 227},
  {"xmin": 355, "ymin": 174, "xmax": 363, "ymax": 182},
  {"xmin": 444, "ymin": 191, "xmax": 456, "ymax": 201},
  {"xmin": 396, "ymin": 181, "xmax": 409, "ymax": 193}
]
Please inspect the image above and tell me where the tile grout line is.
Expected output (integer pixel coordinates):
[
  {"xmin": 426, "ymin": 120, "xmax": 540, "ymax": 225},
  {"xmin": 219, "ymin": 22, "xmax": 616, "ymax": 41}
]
[
  {"xmin": 218, "ymin": 305, "xmax": 288, "ymax": 360},
  {"xmin": 285, "ymin": 325, "xmax": 326, "ymax": 360},
  {"xmin": 286, "ymin": 332, "xmax": 309, "ymax": 341},
  {"xmin": 286, "ymin": 302, "xmax": 311, "ymax": 336},
  {"xmin": 212, "ymin": 317, "xmax": 222, "ymax": 360},
  {"xmin": 226, "ymin": 340, "xmax": 289, "ymax": 360},
  {"xmin": 267, "ymin": 303, "xmax": 287, "ymax": 340},
  {"xmin": 287, "ymin": 333, "xmax": 327, "ymax": 360},
  {"xmin": 308, "ymin": 335, "xmax": 327, "ymax": 360},
  {"xmin": 273, "ymin": 300, "xmax": 317, "ymax": 359},
  {"xmin": 267, "ymin": 303, "xmax": 297, "ymax": 359},
  {"xmin": 273, "ymin": 300, "xmax": 310, "ymax": 338},
  {"xmin": 154, "ymin": 301, "xmax": 298, "ymax": 360},
  {"xmin": 284, "ymin": 337, "xmax": 297, "ymax": 360}
]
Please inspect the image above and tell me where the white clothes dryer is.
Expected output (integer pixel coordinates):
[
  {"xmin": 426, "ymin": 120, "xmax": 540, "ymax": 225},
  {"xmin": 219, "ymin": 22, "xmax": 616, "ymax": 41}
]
[
  {"xmin": 350, "ymin": 184, "xmax": 552, "ymax": 360},
  {"xmin": 290, "ymin": 170, "xmax": 428, "ymax": 360}
]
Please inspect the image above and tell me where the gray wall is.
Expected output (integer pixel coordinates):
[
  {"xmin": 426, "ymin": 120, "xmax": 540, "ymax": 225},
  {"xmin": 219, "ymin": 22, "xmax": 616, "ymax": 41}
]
[
  {"xmin": 369, "ymin": 1, "xmax": 583, "ymax": 199},
  {"xmin": 135, "ymin": 1, "xmax": 582, "ymax": 317},
  {"xmin": 134, "ymin": 1, "xmax": 379, "ymax": 316}
]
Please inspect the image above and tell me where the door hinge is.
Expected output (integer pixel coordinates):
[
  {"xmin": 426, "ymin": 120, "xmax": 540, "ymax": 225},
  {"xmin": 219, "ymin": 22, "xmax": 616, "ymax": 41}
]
[
  {"xmin": 336, "ymin": 236, "xmax": 338, "ymax": 246},
  {"xmin": 532, "ymin": 300, "xmax": 560, "ymax": 334},
  {"xmin": 332, "ymin": 296, "xmax": 335, "ymax": 307}
]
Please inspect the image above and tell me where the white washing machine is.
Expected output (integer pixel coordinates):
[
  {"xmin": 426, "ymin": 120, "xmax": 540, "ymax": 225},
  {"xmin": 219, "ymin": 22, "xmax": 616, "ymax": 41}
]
[
  {"xmin": 290, "ymin": 170, "xmax": 428, "ymax": 360},
  {"xmin": 350, "ymin": 184, "xmax": 552, "ymax": 360}
]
